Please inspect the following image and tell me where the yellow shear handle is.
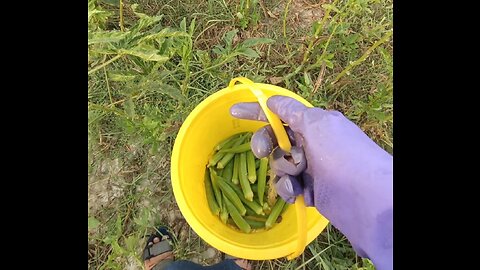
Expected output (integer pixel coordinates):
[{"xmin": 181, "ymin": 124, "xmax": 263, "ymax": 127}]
[
  {"xmin": 228, "ymin": 77, "xmax": 291, "ymax": 152},
  {"xmin": 228, "ymin": 77, "xmax": 307, "ymax": 260}
]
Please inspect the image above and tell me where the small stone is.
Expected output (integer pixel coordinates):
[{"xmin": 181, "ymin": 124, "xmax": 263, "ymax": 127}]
[{"xmin": 200, "ymin": 248, "xmax": 216, "ymax": 260}]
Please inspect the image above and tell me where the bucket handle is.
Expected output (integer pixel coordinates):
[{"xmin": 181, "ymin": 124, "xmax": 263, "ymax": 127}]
[{"xmin": 228, "ymin": 77, "xmax": 307, "ymax": 260}]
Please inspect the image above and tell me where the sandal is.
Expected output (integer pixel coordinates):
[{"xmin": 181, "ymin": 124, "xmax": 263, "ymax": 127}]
[
  {"xmin": 142, "ymin": 226, "xmax": 174, "ymax": 270},
  {"xmin": 224, "ymin": 254, "xmax": 252, "ymax": 270}
]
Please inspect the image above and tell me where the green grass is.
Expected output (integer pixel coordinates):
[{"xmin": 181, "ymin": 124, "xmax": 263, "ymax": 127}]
[{"xmin": 88, "ymin": 0, "xmax": 392, "ymax": 269}]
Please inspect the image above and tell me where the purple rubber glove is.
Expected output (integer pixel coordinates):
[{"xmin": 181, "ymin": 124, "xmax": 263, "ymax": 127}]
[{"xmin": 230, "ymin": 96, "xmax": 393, "ymax": 270}]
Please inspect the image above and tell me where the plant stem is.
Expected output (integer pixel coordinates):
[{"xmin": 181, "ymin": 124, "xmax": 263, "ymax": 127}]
[
  {"xmin": 191, "ymin": 57, "xmax": 232, "ymax": 77},
  {"xmin": 282, "ymin": 0, "xmax": 292, "ymax": 55},
  {"xmin": 119, "ymin": 0, "xmax": 124, "ymax": 32},
  {"xmin": 332, "ymin": 30, "xmax": 392, "ymax": 84},
  {"xmin": 88, "ymin": 54, "xmax": 123, "ymax": 75},
  {"xmin": 103, "ymin": 66, "xmax": 113, "ymax": 105},
  {"xmin": 302, "ymin": 0, "xmax": 341, "ymax": 65}
]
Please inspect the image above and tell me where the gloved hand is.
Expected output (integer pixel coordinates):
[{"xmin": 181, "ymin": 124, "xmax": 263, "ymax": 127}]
[{"xmin": 230, "ymin": 95, "xmax": 393, "ymax": 270}]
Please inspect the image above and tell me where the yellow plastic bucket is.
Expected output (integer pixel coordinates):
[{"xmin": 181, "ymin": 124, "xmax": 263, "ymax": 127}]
[{"xmin": 171, "ymin": 78, "xmax": 329, "ymax": 260}]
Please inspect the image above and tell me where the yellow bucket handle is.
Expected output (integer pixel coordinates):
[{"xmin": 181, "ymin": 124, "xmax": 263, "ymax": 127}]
[{"xmin": 228, "ymin": 77, "xmax": 307, "ymax": 260}]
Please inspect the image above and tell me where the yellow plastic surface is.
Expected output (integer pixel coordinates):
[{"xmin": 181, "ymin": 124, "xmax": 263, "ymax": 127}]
[{"xmin": 171, "ymin": 80, "xmax": 329, "ymax": 260}]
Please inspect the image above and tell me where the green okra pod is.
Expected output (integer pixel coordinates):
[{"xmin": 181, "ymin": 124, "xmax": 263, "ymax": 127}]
[
  {"xmin": 245, "ymin": 215, "xmax": 267, "ymax": 222},
  {"xmin": 209, "ymin": 167, "xmax": 222, "ymax": 207},
  {"xmin": 239, "ymin": 152, "xmax": 254, "ymax": 201},
  {"xmin": 224, "ymin": 196, "xmax": 251, "ymax": 233},
  {"xmin": 224, "ymin": 178, "xmax": 264, "ymax": 215},
  {"xmin": 209, "ymin": 136, "xmax": 241, "ymax": 167},
  {"xmin": 217, "ymin": 135, "xmax": 247, "ymax": 169},
  {"xmin": 215, "ymin": 133, "xmax": 242, "ymax": 151},
  {"xmin": 257, "ymin": 157, "xmax": 268, "ymax": 205},
  {"xmin": 220, "ymin": 194, "xmax": 229, "ymax": 224},
  {"xmin": 265, "ymin": 197, "xmax": 286, "ymax": 229},
  {"xmin": 246, "ymin": 151, "xmax": 257, "ymax": 183},
  {"xmin": 245, "ymin": 218, "xmax": 265, "ymax": 229},
  {"xmin": 204, "ymin": 169, "xmax": 220, "ymax": 216},
  {"xmin": 251, "ymin": 183, "xmax": 258, "ymax": 193},
  {"xmin": 219, "ymin": 142, "xmax": 251, "ymax": 153},
  {"xmin": 222, "ymin": 158, "xmax": 234, "ymax": 182},
  {"xmin": 231, "ymin": 153, "xmax": 240, "ymax": 185},
  {"xmin": 217, "ymin": 176, "xmax": 247, "ymax": 216}
]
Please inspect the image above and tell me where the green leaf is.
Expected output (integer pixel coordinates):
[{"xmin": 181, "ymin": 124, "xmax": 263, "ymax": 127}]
[
  {"xmin": 321, "ymin": 260, "xmax": 331, "ymax": 270},
  {"xmin": 236, "ymin": 47, "xmax": 259, "ymax": 58},
  {"xmin": 142, "ymin": 117, "xmax": 158, "ymax": 130},
  {"xmin": 124, "ymin": 235, "xmax": 138, "ymax": 252},
  {"xmin": 150, "ymin": 141, "xmax": 160, "ymax": 154},
  {"xmin": 223, "ymin": 29, "xmax": 238, "ymax": 49},
  {"xmin": 312, "ymin": 21, "xmax": 322, "ymax": 36},
  {"xmin": 124, "ymin": 98, "xmax": 136, "ymax": 118},
  {"xmin": 325, "ymin": 59, "xmax": 334, "ymax": 69},
  {"xmin": 130, "ymin": 3, "xmax": 139, "ymax": 11},
  {"xmin": 345, "ymin": 33, "xmax": 360, "ymax": 44},
  {"xmin": 98, "ymin": 0, "xmax": 119, "ymax": 7},
  {"xmin": 108, "ymin": 71, "xmax": 138, "ymax": 82},
  {"xmin": 240, "ymin": 38, "xmax": 274, "ymax": 48},
  {"xmin": 122, "ymin": 118, "xmax": 136, "ymax": 134},
  {"xmin": 119, "ymin": 44, "xmax": 169, "ymax": 62},
  {"xmin": 239, "ymin": 18, "xmax": 249, "ymax": 30},
  {"xmin": 141, "ymin": 80, "xmax": 186, "ymax": 102},
  {"xmin": 212, "ymin": 45, "xmax": 225, "ymax": 55},
  {"xmin": 180, "ymin": 17, "xmax": 187, "ymax": 32},
  {"xmin": 196, "ymin": 50, "xmax": 211, "ymax": 67},
  {"xmin": 158, "ymin": 84, "xmax": 187, "ymax": 102},
  {"xmin": 88, "ymin": 9, "xmax": 112, "ymax": 25},
  {"xmin": 361, "ymin": 258, "xmax": 375, "ymax": 270},
  {"xmin": 137, "ymin": 28, "xmax": 189, "ymax": 44},
  {"xmin": 189, "ymin": 17, "xmax": 196, "ymax": 36},
  {"xmin": 115, "ymin": 214, "xmax": 123, "ymax": 236},
  {"xmin": 304, "ymin": 72, "xmax": 313, "ymax": 87},
  {"xmin": 322, "ymin": 4, "xmax": 340, "ymax": 13},
  {"xmin": 158, "ymin": 37, "xmax": 174, "ymax": 56},
  {"xmin": 130, "ymin": 4, "xmax": 161, "ymax": 21},
  {"xmin": 133, "ymin": 208, "xmax": 151, "ymax": 228},
  {"xmin": 88, "ymin": 30, "xmax": 128, "ymax": 45},
  {"xmin": 88, "ymin": 216, "xmax": 100, "ymax": 229},
  {"xmin": 126, "ymin": 8, "xmax": 163, "ymax": 38},
  {"xmin": 296, "ymin": 80, "xmax": 309, "ymax": 94}
]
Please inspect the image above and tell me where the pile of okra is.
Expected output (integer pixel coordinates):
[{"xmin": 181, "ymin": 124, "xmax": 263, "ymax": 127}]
[{"xmin": 205, "ymin": 132, "xmax": 288, "ymax": 233}]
